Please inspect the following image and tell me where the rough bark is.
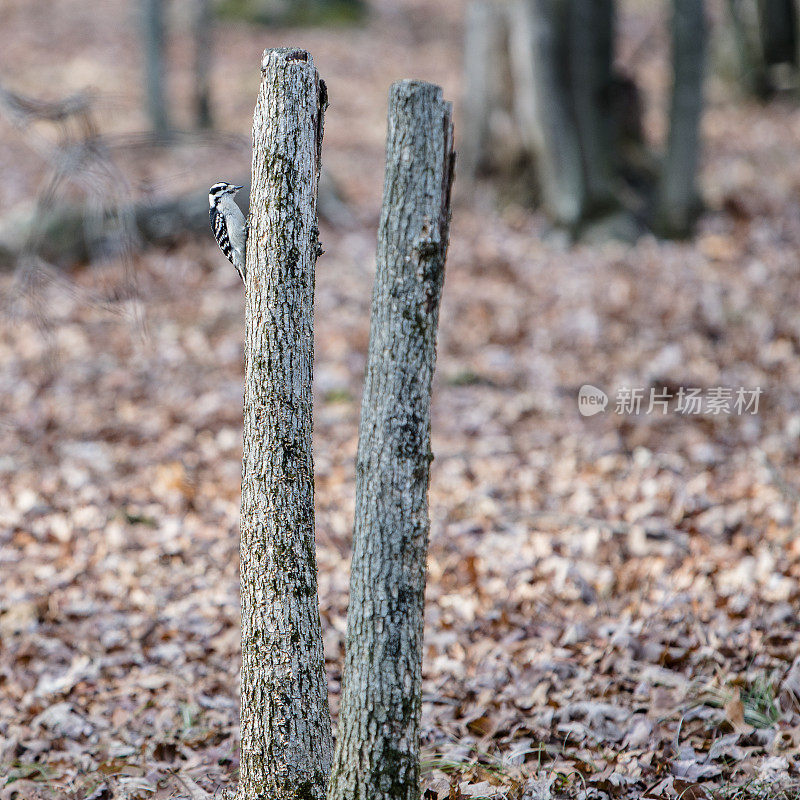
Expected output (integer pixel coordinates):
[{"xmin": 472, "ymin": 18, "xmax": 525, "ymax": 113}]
[
  {"xmin": 239, "ymin": 47, "xmax": 332, "ymax": 800},
  {"xmin": 507, "ymin": 0, "xmax": 585, "ymax": 227},
  {"xmin": 327, "ymin": 80, "xmax": 454, "ymax": 800},
  {"xmin": 193, "ymin": 0, "xmax": 214, "ymax": 129},
  {"xmin": 655, "ymin": 0, "xmax": 706, "ymax": 238},
  {"xmin": 142, "ymin": 0, "xmax": 170, "ymax": 135}
]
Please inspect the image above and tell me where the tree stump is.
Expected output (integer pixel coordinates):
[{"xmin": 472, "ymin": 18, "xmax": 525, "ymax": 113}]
[
  {"xmin": 239, "ymin": 47, "xmax": 332, "ymax": 800},
  {"xmin": 327, "ymin": 80, "xmax": 455, "ymax": 800}
]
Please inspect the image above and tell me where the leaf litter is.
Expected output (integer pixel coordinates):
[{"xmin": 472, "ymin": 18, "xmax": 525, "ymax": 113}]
[{"xmin": 1, "ymin": 0, "xmax": 800, "ymax": 798}]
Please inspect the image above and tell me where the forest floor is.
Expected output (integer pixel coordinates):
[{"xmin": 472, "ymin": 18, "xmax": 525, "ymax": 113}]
[{"xmin": 2, "ymin": 0, "xmax": 800, "ymax": 798}]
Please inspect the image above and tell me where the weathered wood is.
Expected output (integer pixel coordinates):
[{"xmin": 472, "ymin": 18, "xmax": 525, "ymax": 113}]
[
  {"xmin": 239, "ymin": 47, "xmax": 331, "ymax": 800},
  {"xmin": 655, "ymin": 0, "xmax": 706, "ymax": 238},
  {"xmin": 327, "ymin": 80, "xmax": 454, "ymax": 800}
]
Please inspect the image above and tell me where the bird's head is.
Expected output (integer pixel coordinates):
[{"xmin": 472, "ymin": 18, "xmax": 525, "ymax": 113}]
[{"xmin": 209, "ymin": 181, "xmax": 243, "ymax": 208}]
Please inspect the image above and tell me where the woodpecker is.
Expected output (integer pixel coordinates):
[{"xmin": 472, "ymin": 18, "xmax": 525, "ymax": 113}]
[{"xmin": 209, "ymin": 181, "xmax": 247, "ymax": 284}]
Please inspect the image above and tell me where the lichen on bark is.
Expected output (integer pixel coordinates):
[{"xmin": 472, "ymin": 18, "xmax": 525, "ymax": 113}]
[
  {"xmin": 239, "ymin": 47, "xmax": 332, "ymax": 800},
  {"xmin": 327, "ymin": 80, "xmax": 455, "ymax": 800}
]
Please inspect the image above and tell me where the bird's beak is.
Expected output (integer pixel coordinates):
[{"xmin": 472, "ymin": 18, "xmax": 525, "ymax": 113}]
[{"xmin": 232, "ymin": 185, "xmax": 243, "ymax": 192}]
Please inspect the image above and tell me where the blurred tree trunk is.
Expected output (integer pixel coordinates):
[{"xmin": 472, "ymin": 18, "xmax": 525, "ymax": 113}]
[
  {"xmin": 142, "ymin": 0, "xmax": 170, "ymax": 135},
  {"xmin": 724, "ymin": 0, "xmax": 799, "ymax": 96},
  {"xmin": 655, "ymin": 0, "xmax": 706, "ymax": 238},
  {"xmin": 795, "ymin": 0, "xmax": 800, "ymax": 78},
  {"xmin": 507, "ymin": 0, "xmax": 585, "ymax": 228},
  {"xmin": 193, "ymin": 0, "xmax": 213, "ymax": 129},
  {"xmin": 568, "ymin": 0, "xmax": 617, "ymax": 215},
  {"xmin": 725, "ymin": 0, "xmax": 765, "ymax": 95},
  {"xmin": 239, "ymin": 47, "xmax": 331, "ymax": 800},
  {"xmin": 465, "ymin": 0, "xmax": 640, "ymax": 238},
  {"xmin": 759, "ymin": 0, "xmax": 797, "ymax": 65},
  {"xmin": 461, "ymin": 0, "xmax": 512, "ymax": 179},
  {"xmin": 327, "ymin": 80, "xmax": 454, "ymax": 800},
  {"xmin": 463, "ymin": 0, "xmax": 707, "ymax": 240}
]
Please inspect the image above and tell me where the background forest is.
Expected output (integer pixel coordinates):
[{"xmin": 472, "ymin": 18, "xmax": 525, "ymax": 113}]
[{"xmin": 1, "ymin": 0, "xmax": 800, "ymax": 798}]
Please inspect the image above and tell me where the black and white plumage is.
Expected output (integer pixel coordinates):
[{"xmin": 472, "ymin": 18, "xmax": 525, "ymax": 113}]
[{"xmin": 209, "ymin": 181, "xmax": 248, "ymax": 284}]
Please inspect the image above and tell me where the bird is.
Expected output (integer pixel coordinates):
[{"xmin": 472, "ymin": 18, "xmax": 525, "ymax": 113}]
[{"xmin": 208, "ymin": 181, "xmax": 248, "ymax": 284}]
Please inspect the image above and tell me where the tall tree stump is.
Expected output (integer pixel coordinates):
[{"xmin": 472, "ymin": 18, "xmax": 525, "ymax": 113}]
[
  {"xmin": 328, "ymin": 80, "xmax": 455, "ymax": 800},
  {"xmin": 239, "ymin": 47, "xmax": 331, "ymax": 800}
]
